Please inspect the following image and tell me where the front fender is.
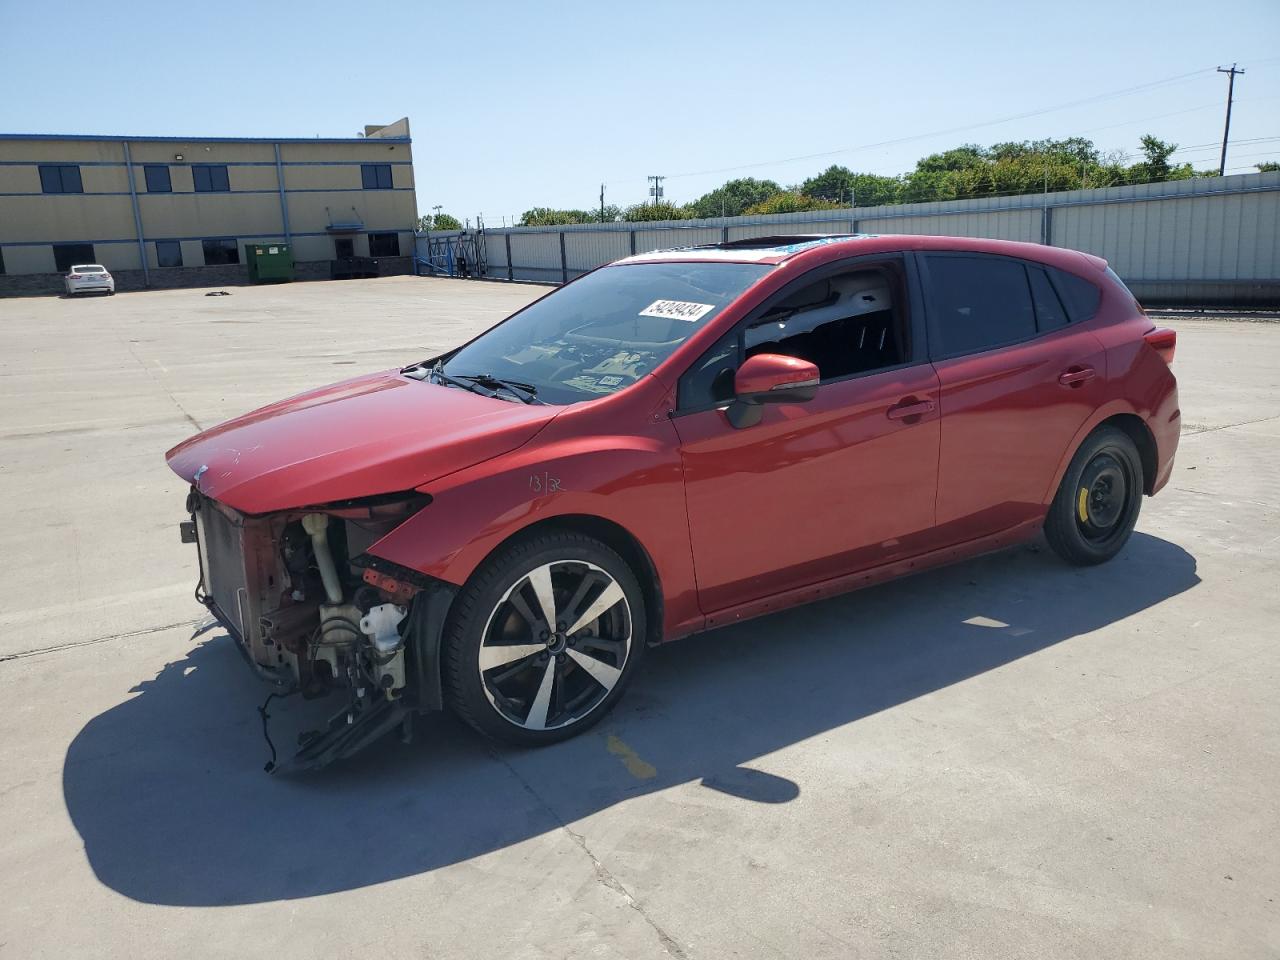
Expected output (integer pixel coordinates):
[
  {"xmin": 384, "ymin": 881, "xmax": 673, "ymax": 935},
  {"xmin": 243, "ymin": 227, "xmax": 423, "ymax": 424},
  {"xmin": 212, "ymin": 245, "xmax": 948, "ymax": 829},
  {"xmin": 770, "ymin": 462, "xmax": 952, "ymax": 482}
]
[{"xmin": 364, "ymin": 419, "xmax": 703, "ymax": 640}]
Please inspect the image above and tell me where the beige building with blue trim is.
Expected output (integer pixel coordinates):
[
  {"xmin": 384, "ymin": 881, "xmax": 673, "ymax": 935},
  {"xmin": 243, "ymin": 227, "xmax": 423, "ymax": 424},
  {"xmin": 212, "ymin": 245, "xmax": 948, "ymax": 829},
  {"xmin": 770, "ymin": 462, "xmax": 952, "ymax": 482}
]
[{"xmin": 0, "ymin": 118, "xmax": 416, "ymax": 292}]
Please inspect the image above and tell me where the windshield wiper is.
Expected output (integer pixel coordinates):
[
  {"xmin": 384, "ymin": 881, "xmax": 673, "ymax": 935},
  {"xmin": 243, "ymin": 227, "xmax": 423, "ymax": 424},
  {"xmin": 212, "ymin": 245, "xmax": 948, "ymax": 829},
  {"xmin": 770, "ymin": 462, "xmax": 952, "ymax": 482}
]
[
  {"xmin": 427, "ymin": 365, "xmax": 542, "ymax": 404},
  {"xmin": 454, "ymin": 373, "xmax": 543, "ymax": 405},
  {"xmin": 426, "ymin": 366, "xmax": 479, "ymax": 392}
]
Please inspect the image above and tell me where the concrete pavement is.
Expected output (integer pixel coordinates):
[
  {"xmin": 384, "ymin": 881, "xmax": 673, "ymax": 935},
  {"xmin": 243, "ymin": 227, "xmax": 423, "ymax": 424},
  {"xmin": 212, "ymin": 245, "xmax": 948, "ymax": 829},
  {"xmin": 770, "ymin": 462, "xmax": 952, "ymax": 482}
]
[{"xmin": 0, "ymin": 278, "xmax": 1276, "ymax": 958}]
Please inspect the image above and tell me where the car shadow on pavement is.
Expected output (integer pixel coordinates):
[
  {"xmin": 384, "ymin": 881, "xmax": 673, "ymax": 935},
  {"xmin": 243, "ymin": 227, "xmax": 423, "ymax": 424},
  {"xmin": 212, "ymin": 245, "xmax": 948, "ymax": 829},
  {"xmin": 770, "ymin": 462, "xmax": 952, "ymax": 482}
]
[{"xmin": 63, "ymin": 532, "xmax": 1198, "ymax": 906}]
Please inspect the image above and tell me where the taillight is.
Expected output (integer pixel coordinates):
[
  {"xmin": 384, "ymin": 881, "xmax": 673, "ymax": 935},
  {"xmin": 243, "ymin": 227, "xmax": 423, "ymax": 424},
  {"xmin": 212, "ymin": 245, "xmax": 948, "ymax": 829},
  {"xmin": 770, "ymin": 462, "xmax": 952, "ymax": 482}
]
[{"xmin": 1144, "ymin": 327, "xmax": 1177, "ymax": 365}]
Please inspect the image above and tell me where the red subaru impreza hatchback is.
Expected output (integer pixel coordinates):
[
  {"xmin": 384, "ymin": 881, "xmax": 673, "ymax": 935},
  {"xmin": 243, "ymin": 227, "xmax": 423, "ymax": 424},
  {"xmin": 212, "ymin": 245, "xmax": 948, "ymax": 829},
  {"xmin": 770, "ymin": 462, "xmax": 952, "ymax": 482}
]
[{"xmin": 168, "ymin": 234, "xmax": 1179, "ymax": 769}]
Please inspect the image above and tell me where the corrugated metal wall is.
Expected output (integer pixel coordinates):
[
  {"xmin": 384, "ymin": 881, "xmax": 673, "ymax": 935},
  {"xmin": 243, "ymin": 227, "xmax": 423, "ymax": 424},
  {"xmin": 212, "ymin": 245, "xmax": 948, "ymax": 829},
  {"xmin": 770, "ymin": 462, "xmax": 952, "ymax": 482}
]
[
  {"xmin": 858, "ymin": 208, "xmax": 1041, "ymax": 242},
  {"xmin": 417, "ymin": 171, "xmax": 1280, "ymax": 305}
]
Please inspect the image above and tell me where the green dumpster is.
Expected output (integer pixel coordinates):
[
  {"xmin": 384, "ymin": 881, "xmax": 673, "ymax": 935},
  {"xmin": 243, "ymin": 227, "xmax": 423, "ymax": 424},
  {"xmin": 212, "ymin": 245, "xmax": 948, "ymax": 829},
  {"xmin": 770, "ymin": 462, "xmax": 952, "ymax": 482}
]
[{"xmin": 244, "ymin": 242, "xmax": 294, "ymax": 283}]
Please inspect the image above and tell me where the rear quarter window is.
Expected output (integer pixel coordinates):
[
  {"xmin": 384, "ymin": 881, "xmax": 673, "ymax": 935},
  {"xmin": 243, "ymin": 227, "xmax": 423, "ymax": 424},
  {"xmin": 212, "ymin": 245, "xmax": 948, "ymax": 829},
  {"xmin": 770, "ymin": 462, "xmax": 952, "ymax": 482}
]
[{"xmin": 1048, "ymin": 267, "xmax": 1101, "ymax": 322}]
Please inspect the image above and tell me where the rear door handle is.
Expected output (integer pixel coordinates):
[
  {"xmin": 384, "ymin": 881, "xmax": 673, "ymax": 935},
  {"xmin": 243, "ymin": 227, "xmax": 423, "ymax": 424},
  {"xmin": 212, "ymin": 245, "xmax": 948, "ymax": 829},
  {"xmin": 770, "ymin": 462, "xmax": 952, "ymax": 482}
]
[
  {"xmin": 887, "ymin": 398, "xmax": 935, "ymax": 421},
  {"xmin": 1058, "ymin": 366, "xmax": 1096, "ymax": 387}
]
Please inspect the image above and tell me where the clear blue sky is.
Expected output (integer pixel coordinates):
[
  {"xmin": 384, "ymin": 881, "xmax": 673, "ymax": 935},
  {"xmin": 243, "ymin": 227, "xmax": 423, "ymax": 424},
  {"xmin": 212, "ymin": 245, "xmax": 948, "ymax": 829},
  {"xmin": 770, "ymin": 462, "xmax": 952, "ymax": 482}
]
[{"xmin": 2, "ymin": 0, "xmax": 1277, "ymax": 224}]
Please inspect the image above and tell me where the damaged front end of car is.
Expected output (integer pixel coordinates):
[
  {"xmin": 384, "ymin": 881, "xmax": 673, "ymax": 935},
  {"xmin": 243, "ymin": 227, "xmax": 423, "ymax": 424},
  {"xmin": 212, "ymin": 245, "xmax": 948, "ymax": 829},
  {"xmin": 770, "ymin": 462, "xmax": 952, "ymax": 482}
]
[{"xmin": 183, "ymin": 488, "xmax": 456, "ymax": 773}]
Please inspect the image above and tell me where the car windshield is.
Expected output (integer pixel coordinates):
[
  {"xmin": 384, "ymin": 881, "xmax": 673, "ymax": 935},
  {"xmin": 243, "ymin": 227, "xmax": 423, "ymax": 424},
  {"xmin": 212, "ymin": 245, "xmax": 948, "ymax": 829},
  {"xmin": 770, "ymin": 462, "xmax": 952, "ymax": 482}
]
[
  {"xmin": 438, "ymin": 260, "xmax": 770, "ymax": 404},
  {"xmin": 74, "ymin": 265, "xmax": 106, "ymax": 273}
]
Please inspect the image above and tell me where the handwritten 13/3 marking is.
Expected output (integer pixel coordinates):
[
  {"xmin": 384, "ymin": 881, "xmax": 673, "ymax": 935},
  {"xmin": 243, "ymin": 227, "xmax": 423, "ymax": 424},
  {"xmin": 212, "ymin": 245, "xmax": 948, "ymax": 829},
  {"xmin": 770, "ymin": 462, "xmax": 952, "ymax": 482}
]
[{"xmin": 529, "ymin": 472, "xmax": 561, "ymax": 496}]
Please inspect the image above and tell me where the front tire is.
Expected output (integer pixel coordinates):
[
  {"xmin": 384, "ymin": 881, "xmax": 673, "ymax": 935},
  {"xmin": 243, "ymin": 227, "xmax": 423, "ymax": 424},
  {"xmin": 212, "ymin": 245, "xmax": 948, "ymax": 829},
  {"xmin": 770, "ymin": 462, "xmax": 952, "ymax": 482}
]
[
  {"xmin": 1045, "ymin": 426, "xmax": 1143, "ymax": 565},
  {"xmin": 442, "ymin": 531, "xmax": 646, "ymax": 746}
]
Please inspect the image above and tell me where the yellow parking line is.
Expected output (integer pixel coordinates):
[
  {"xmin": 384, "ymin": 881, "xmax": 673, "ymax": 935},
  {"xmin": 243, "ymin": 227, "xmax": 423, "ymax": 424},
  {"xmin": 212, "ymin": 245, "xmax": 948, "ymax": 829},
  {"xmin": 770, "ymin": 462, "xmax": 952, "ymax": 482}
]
[{"xmin": 606, "ymin": 734, "xmax": 657, "ymax": 780}]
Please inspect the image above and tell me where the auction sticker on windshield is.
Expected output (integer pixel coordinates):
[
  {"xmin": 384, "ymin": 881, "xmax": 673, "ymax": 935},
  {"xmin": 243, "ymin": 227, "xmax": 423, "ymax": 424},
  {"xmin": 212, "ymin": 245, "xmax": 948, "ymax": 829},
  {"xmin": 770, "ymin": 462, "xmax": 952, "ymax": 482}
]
[{"xmin": 639, "ymin": 299, "xmax": 716, "ymax": 322}]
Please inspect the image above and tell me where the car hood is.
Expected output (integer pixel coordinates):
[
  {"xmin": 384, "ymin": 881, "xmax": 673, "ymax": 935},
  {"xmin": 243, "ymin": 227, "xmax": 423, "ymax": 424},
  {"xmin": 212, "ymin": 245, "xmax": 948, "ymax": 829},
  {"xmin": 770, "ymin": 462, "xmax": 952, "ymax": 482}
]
[{"xmin": 166, "ymin": 369, "xmax": 560, "ymax": 514}]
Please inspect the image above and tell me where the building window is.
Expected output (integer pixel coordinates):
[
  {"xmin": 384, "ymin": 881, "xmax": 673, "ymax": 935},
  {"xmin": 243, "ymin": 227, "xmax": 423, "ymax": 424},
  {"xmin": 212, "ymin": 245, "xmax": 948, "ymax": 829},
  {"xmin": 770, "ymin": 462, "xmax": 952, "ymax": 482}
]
[
  {"xmin": 368, "ymin": 232, "xmax": 400, "ymax": 256},
  {"xmin": 144, "ymin": 165, "xmax": 172, "ymax": 193},
  {"xmin": 0, "ymin": 248, "xmax": 5, "ymax": 275},
  {"xmin": 53, "ymin": 243, "xmax": 96, "ymax": 272},
  {"xmin": 192, "ymin": 164, "xmax": 230, "ymax": 192},
  {"xmin": 361, "ymin": 163, "xmax": 393, "ymax": 190},
  {"xmin": 155, "ymin": 240, "xmax": 183, "ymax": 268},
  {"xmin": 39, "ymin": 165, "xmax": 83, "ymax": 194},
  {"xmin": 201, "ymin": 238, "xmax": 239, "ymax": 265}
]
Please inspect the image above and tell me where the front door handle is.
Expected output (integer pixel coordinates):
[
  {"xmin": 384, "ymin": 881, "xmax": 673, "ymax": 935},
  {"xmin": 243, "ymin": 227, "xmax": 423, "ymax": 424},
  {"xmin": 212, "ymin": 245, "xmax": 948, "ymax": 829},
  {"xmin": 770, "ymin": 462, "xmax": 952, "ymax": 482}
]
[
  {"xmin": 1058, "ymin": 366, "xmax": 1096, "ymax": 387},
  {"xmin": 887, "ymin": 398, "xmax": 935, "ymax": 421}
]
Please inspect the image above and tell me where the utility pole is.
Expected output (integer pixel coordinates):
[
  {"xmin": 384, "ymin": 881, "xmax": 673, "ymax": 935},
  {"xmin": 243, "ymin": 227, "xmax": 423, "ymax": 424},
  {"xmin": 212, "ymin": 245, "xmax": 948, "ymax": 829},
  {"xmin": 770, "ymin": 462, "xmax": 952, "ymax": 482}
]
[
  {"xmin": 1042, "ymin": 165, "xmax": 1050, "ymax": 244},
  {"xmin": 1217, "ymin": 63, "xmax": 1245, "ymax": 176},
  {"xmin": 647, "ymin": 175, "xmax": 665, "ymax": 207},
  {"xmin": 431, "ymin": 204, "xmax": 442, "ymax": 230},
  {"xmin": 600, "ymin": 183, "xmax": 606, "ymax": 222}
]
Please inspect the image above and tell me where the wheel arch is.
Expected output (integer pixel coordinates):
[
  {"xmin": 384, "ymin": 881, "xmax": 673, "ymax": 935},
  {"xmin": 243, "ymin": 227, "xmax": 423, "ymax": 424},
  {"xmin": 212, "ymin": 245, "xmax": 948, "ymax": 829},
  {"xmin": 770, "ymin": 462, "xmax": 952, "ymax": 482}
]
[
  {"xmin": 1098, "ymin": 413, "xmax": 1158, "ymax": 495},
  {"xmin": 1043, "ymin": 404, "xmax": 1160, "ymax": 504},
  {"xmin": 462, "ymin": 513, "xmax": 665, "ymax": 648}
]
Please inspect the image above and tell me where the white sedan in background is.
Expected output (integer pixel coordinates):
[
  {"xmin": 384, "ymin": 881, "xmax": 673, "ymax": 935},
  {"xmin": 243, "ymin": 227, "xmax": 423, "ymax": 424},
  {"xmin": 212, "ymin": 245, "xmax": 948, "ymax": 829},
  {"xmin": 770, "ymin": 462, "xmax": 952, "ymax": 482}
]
[{"xmin": 64, "ymin": 264, "xmax": 115, "ymax": 296}]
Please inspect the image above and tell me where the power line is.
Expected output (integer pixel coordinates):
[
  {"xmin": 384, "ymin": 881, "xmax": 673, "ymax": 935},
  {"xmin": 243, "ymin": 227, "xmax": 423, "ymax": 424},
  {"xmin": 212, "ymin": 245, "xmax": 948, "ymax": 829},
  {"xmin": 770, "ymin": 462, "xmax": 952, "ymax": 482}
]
[
  {"xmin": 1200, "ymin": 148, "xmax": 1279, "ymax": 162},
  {"xmin": 464, "ymin": 57, "xmax": 1280, "ymax": 215},
  {"xmin": 657, "ymin": 65, "xmax": 1219, "ymax": 182},
  {"xmin": 1077, "ymin": 101, "xmax": 1220, "ymax": 135},
  {"xmin": 1077, "ymin": 95, "xmax": 1280, "ymax": 138}
]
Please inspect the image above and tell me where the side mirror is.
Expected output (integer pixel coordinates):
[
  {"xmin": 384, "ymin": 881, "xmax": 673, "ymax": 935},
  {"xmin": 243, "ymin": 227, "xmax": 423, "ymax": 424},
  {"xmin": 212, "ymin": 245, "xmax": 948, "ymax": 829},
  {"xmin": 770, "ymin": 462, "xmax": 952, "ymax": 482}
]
[{"xmin": 727, "ymin": 353, "xmax": 820, "ymax": 428}]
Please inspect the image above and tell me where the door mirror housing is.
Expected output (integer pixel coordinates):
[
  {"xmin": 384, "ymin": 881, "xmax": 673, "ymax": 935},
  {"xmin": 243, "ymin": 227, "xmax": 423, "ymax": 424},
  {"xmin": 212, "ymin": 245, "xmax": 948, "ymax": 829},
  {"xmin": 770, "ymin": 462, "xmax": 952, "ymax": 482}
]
[{"xmin": 727, "ymin": 353, "xmax": 820, "ymax": 428}]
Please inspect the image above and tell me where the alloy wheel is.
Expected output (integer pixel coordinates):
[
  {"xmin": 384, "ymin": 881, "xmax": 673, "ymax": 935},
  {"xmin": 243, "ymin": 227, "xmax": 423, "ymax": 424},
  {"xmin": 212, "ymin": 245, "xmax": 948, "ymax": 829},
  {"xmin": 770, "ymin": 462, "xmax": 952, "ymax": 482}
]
[{"xmin": 477, "ymin": 560, "xmax": 632, "ymax": 731}]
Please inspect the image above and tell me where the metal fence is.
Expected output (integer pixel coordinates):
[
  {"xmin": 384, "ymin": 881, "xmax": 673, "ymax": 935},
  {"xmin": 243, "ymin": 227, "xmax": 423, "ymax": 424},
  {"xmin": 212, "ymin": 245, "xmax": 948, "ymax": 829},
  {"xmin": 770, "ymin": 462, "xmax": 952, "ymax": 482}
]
[{"xmin": 418, "ymin": 171, "xmax": 1280, "ymax": 305}]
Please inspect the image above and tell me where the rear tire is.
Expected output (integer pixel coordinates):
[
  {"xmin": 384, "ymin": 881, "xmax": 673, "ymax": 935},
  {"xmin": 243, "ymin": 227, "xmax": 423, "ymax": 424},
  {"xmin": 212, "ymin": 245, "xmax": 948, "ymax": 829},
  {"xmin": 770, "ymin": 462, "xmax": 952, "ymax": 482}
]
[
  {"xmin": 1045, "ymin": 426, "xmax": 1143, "ymax": 565},
  {"xmin": 442, "ymin": 530, "xmax": 646, "ymax": 746}
]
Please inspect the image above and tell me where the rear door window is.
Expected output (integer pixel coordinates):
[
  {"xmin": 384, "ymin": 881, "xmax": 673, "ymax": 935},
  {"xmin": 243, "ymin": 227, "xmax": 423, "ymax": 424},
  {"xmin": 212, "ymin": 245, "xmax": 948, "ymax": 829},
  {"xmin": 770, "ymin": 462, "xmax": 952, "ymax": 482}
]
[{"xmin": 924, "ymin": 255, "xmax": 1036, "ymax": 358}]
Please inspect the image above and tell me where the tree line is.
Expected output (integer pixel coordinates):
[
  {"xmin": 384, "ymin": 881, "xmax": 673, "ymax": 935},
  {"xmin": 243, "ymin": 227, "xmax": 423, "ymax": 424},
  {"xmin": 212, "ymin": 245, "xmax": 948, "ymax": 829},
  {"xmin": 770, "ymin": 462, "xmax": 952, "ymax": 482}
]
[
  {"xmin": 513, "ymin": 135, "xmax": 1254, "ymax": 227},
  {"xmin": 416, "ymin": 212, "xmax": 463, "ymax": 232}
]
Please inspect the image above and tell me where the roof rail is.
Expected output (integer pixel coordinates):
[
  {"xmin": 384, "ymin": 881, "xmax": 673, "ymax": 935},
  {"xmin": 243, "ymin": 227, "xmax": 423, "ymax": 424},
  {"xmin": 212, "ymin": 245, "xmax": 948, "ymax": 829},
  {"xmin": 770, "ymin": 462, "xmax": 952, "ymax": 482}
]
[{"xmin": 700, "ymin": 233, "xmax": 858, "ymax": 249}]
